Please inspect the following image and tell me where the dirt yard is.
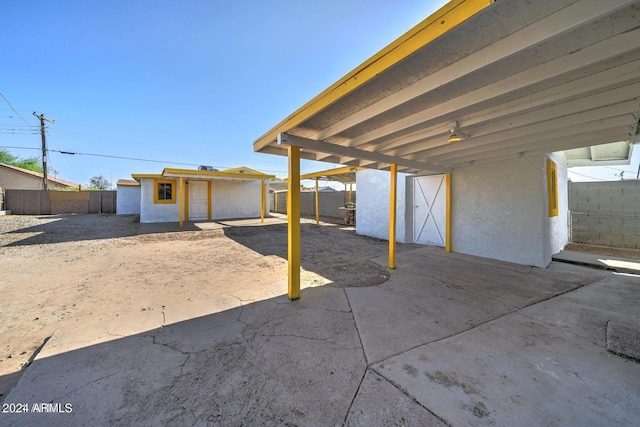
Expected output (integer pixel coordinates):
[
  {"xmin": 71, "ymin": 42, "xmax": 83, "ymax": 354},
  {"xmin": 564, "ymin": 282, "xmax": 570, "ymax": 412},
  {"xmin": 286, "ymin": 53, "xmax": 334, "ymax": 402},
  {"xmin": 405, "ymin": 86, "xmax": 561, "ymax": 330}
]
[{"xmin": 0, "ymin": 213, "xmax": 417, "ymax": 400}]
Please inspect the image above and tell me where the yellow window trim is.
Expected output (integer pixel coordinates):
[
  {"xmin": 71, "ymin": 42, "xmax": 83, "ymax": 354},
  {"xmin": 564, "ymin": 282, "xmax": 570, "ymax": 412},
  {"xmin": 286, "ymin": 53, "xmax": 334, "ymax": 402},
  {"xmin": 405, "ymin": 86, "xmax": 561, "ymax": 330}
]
[
  {"xmin": 546, "ymin": 159, "xmax": 559, "ymax": 217},
  {"xmin": 154, "ymin": 179, "xmax": 176, "ymax": 204}
]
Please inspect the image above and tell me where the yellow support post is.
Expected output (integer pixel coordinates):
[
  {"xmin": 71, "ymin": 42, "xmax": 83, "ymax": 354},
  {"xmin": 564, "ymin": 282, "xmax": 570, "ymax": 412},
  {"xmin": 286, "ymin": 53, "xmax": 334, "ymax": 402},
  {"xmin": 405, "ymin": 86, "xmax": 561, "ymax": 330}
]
[
  {"xmin": 349, "ymin": 183, "xmax": 353, "ymax": 203},
  {"xmin": 445, "ymin": 173, "xmax": 452, "ymax": 252},
  {"xmin": 179, "ymin": 176, "xmax": 184, "ymax": 227},
  {"xmin": 288, "ymin": 146, "xmax": 301, "ymax": 300},
  {"xmin": 388, "ymin": 163, "xmax": 397, "ymax": 269},
  {"xmin": 207, "ymin": 181, "xmax": 212, "ymax": 221},
  {"xmin": 260, "ymin": 181, "xmax": 265, "ymax": 223},
  {"xmin": 315, "ymin": 178, "xmax": 320, "ymax": 225}
]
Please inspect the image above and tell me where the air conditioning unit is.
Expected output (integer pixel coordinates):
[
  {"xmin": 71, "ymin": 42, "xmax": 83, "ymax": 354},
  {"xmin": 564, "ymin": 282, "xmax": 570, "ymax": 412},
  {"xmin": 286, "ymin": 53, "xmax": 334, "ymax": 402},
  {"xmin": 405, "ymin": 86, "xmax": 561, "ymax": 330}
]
[{"xmin": 198, "ymin": 165, "xmax": 218, "ymax": 171}]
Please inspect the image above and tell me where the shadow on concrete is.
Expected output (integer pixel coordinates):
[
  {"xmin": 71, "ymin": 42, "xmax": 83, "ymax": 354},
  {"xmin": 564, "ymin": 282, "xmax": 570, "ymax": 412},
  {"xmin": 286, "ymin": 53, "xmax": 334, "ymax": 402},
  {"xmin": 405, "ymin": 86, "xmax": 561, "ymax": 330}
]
[{"xmin": 0, "ymin": 287, "xmax": 370, "ymax": 427}]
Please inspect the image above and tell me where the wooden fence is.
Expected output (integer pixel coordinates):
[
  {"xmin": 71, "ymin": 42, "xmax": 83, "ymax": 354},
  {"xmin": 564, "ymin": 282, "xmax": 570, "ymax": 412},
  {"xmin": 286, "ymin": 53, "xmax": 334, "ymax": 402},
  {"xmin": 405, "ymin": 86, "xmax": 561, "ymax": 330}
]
[{"xmin": 5, "ymin": 190, "xmax": 117, "ymax": 215}]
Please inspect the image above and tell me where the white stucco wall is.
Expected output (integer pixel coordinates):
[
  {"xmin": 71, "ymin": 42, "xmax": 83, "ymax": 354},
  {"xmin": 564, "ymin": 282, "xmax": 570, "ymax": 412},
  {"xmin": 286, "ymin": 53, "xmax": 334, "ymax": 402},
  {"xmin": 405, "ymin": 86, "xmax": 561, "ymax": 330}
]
[
  {"xmin": 544, "ymin": 152, "xmax": 569, "ymax": 263},
  {"xmin": 116, "ymin": 185, "xmax": 141, "ymax": 215},
  {"xmin": 452, "ymin": 155, "xmax": 556, "ymax": 267},
  {"xmin": 356, "ymin": 169, "xmax": 410, "ymax": 243},
  {"xmin": 139, "ymin": 178, "xmax": 180, "ymax": 223},
  {"xmin": 212, "ymin": 180, "xmax": 262, "ymax": 220}
]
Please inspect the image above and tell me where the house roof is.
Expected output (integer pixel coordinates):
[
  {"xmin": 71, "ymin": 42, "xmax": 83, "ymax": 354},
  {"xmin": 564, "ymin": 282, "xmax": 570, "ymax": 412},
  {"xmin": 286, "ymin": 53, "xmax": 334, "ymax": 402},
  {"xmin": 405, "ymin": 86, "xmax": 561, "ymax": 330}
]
[
  {"xmin": 132, "ymin": 167, "xmax": 277, "ymax": 182},
  {"xmin": 0, "ymin": 163, "xmax": 78, "ymax": 188},
  {"xmin": 254, "ymin": 0, "xmax": 640, "ymax": 174}
]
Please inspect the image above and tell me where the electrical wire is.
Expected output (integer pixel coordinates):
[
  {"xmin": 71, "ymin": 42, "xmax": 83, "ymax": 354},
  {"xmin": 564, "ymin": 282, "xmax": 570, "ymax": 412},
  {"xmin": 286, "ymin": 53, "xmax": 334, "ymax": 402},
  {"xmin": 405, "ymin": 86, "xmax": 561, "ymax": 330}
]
[{"xmin": 0, "ymin": 91, "xmax": 31, "ymax": 125}]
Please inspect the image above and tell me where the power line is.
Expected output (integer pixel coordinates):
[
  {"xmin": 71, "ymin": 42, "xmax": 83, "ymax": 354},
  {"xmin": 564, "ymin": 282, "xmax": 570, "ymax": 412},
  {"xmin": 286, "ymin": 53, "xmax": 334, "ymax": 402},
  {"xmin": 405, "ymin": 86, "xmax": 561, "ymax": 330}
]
[
  {"xmin": 0, "ymin": 91, "xmax": 31, "ymax": 125},
  {"xmin": 0, "ymin": 145, "xmax": 40, "ymax": 151},
  {"xmin": 0, "ymin": 145, "xmax": 287, "ymax": 174}
]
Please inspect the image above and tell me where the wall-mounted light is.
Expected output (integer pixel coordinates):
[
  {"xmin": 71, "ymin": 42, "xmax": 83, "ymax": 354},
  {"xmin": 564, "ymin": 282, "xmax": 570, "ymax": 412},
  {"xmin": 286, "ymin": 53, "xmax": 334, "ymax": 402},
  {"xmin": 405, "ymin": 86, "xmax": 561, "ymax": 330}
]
[{"xmin": 448, "ymin": 121, "xmax": 469, "ymax": 143}]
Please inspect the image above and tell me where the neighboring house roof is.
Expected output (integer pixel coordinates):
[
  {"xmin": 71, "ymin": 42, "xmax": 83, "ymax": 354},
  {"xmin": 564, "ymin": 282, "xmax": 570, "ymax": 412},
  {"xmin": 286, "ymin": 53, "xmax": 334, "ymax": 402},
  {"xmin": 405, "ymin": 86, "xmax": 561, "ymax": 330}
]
[
  {"xmin": 253, "ymin": 1, "xmax": 640, "ymax": 174},
  {"xmin": 0, "ymin": 163, "xmax": 78, "ymax": 188}
]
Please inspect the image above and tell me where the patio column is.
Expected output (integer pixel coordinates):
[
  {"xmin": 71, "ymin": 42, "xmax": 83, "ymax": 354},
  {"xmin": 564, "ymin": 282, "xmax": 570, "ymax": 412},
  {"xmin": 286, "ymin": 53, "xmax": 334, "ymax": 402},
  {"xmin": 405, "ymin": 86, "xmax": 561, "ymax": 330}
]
[
  {"xmin": 348, "ymin": 183, "xmax": 353, "ymax": 203},
  {"xmin": 288, "ymin": 145, "xmax": 301, "ymax": 300},
  {"xmin": 315, "ymin": 178, "xmax": 319, "ymax": 225},
  {"xmin": 207, "ymin": 181, "xmax": 212, "ymax": 221},
  {"xmin": 260, "ymin": 180, "xmax": 266, "ymax": 223},
  {"xmin": 445, "ymin": 172, "xmax": 452, "ymax": 252},
  {"xmin": 388, "ymin": 163, "xmax": 397, "ymax": 269}
]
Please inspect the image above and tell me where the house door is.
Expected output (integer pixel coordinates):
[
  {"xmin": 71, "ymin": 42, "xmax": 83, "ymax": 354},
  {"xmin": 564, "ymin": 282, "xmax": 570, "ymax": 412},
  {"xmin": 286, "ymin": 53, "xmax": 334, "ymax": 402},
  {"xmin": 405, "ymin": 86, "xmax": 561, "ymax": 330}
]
[
  {"xmin": 189, "ymin": 181, "xmax": 208, "ymax": 220},
  {"xmin": 412, "ymin": 175, "xmax": 446, "ymax": 246}
]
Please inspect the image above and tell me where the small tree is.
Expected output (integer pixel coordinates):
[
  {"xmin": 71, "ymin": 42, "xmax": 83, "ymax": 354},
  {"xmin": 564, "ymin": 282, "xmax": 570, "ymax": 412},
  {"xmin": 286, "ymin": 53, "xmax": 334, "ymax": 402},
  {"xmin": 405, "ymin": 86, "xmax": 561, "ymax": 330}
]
[
  {"xmin": 89, "ymin": 175, "xmax": 111, "ymax": 190},
  {"xmin": 0, "ymin": 149, "xmax": 43, "ymax": 173}
]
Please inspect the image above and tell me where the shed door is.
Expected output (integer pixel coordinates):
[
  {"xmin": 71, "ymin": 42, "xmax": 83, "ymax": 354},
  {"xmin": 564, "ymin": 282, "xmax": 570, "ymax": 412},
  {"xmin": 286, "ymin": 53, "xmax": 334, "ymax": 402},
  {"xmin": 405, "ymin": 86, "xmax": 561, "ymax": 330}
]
[
  {"xmin": 412, "ymin": 175, "xmax": 446, "ymax": 246},
  {"xmin": 189, "ymin": 181, "xmax": 208, "ymax": 220}
]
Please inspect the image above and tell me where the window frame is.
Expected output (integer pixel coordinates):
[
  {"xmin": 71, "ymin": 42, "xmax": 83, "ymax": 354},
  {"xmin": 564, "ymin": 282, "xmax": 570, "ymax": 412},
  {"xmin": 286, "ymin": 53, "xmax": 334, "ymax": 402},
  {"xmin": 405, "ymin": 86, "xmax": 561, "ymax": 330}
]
[{"xmin": 154, "ymin": 179, "xmax": 176, "ymax": 204}]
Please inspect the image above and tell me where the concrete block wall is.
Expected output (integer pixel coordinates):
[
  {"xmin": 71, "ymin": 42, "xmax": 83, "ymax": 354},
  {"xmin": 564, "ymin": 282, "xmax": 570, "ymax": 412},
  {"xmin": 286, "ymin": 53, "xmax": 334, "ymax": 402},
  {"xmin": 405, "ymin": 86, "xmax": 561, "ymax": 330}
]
[
  {"xmin": 569, "ymin": 180, "xmax": 640, "ymax": 248},
  {"xmin": 570, "ymin": 180, "xmax": 640, "ymax": 214}
]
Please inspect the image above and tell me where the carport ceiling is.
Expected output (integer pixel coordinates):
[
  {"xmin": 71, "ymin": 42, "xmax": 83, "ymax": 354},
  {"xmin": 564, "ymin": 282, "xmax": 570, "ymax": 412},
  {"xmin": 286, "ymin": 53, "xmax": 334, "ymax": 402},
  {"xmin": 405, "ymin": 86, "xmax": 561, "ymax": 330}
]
[{"xmin": 254, "ymin": 0, "xmax": 640, "ymax": 175}]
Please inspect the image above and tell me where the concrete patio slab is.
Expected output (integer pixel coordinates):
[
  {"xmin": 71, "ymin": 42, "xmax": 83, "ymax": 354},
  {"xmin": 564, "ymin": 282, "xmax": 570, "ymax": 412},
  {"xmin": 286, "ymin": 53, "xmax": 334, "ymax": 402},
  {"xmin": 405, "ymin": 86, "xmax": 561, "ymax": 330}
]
[
  {"xmin": 346, "ymin": 270, "xmax": 516, "ymax": 363},
  {"xmin": 372, "ymin": 312, "xmax": 640, "ymax": 427},
  {"xmin": 2, "ymin": 244, "xmax": 638, "ymax": 426},
  {"xmin": 345, "ymin": 370, "xmax": 446, "ymax": 427},
  {"xmin": 553, "ymin": 250, "xmax": 640, "ymax": 274},
  {"xmin": 519, "ymin": 273, "xmax": 640, "ymax": 347}
]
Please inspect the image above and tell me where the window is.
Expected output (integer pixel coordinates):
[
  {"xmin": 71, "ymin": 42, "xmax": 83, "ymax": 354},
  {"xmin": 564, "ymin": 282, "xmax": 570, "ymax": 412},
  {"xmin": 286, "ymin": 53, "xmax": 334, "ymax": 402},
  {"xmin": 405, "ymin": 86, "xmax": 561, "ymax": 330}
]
[
  {"xmin": 154, "ymin": 179, "xmax": 176, "ymax": 204},
  {"xmin": 546, "ymin": 159, "xmax": 558, "ymax": 217}
]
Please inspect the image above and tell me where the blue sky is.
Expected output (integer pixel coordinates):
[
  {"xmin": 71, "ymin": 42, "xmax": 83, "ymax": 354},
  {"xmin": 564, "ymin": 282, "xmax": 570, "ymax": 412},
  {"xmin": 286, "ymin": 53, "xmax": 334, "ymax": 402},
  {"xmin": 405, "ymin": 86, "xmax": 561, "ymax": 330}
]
[{"xmin": 1, "ymin": 0, "xmax": 637, "ymax": 188}]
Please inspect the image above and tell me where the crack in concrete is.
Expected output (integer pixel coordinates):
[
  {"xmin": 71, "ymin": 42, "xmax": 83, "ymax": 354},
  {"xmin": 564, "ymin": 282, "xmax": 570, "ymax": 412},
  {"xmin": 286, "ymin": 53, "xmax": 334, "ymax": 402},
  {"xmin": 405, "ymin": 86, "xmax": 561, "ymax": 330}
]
[
  {"xmin": 49, "ymin": 372, "xmax": 119, "ymax": 403},
  {"xmin": 368, "ymin": 366, "xmax": 454, "ymax": 427}
]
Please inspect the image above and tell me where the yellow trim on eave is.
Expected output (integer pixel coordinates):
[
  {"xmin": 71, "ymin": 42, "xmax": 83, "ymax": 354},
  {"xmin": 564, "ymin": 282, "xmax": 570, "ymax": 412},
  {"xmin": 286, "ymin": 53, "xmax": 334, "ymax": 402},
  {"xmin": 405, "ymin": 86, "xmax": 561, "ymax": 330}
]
[{"xmin": 253, "ymin": 0, "xmax": 492, "ymax": 152}]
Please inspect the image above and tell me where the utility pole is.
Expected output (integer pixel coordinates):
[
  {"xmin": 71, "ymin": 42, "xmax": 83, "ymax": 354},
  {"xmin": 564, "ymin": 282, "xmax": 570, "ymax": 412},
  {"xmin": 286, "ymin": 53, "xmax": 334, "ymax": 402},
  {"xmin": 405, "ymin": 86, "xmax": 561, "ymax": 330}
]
[{"xmin": 33, "ymin": 112, "xmax": 55, "ymax": 190}]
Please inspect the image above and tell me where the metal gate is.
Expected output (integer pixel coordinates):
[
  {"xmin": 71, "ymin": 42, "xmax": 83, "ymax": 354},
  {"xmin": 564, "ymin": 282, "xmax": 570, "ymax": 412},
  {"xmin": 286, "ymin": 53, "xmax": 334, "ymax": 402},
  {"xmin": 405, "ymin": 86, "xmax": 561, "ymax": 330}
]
[{"xmin": 412, "ymin": 175, "xmax": 446, "ymax": 246}]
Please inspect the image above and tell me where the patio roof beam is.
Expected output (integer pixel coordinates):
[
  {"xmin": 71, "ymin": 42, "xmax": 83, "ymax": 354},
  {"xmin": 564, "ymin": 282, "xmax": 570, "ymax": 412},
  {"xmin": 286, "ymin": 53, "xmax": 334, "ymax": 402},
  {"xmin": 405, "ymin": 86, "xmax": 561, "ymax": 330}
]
[
  {"xmin": 311, "ymin": 0, "xmax": 635, "ymax": 141},
  {"xmin": 351, "ymin": 61, "xmax": 640, "ymax": 154},
  {"xmin": 343, "ymin": 28, "xmax": 640, "ymax": 149},
  {"xmin": 277, "ymin": 133, "xmax": 450, "ymax": 174}
]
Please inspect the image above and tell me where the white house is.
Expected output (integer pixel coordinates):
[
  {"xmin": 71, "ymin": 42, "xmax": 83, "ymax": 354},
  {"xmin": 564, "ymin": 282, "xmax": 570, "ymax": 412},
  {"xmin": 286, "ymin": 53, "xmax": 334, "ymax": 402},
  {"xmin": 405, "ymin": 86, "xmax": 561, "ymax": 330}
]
[{"xmin": 117, "ymin": 166, "xmax": 278, "ymax": 224}]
